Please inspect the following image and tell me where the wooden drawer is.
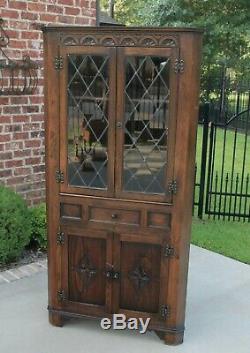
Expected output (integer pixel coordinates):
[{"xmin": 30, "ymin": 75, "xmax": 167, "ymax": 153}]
[
  {"xmin": 88, "ymin": 206, "xmax": 140, "ymax": 226},
  {"xmin": 147, "ymin": 211, "xmax": 171, "ymax": 230},
  {"xmin": 59, "ymin": 195, "xmax": 171, "ymax": 234}
]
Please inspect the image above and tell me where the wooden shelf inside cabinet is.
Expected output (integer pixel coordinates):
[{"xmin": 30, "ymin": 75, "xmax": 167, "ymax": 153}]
[
  {"xmin": 44, "ymin": 26, "xmax": 202, "ymax": 346},
  {"xmin": 71, "ymin": 96, "xmax": 108, "ymax": 101}
]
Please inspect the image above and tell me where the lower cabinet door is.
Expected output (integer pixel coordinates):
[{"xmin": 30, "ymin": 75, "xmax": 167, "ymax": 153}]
[
  {"xmin": 112, "ymin": 233, "xmax": 169, "ymax": 329},
  {"xmin": 60, "ymin": 228, "xmax": 113, "ymax": 316}
]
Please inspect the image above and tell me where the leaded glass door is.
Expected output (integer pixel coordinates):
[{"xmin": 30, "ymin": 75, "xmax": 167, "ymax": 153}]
[
  {"xmin": 59, "ymin": 46, "xmax": 116, "ymax": 197},
  {"xmin": 115, "ymin": 47, "xmax": 178, "ymax": 202}
]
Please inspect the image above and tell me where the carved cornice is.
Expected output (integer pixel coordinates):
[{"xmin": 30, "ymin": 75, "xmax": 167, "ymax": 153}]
[{"xmin": 60, "ymin": 31, "xmax": 178, "ymax": 48}]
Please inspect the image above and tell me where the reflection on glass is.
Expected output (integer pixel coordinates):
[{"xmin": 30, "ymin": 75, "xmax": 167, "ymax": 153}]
[
  {"xmin": 67, "ymin": 54, "xmax": 109, "ymax": 189},
  {"xmin": 123, "ymin": 56, "xmax": 170, "ymax": 194}
]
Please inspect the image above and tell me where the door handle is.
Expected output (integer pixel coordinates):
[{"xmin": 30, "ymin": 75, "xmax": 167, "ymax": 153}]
[
  {"xmin": 106, "ymin": 270, "xmax": 113, "ymax": 279},
  {"xmin": 105, "ymin": 269, "xmax": 120, "ymax": 280},
  {"xmin": 112, "ymin": 271, "xmax": 120, "ymax": 280}
]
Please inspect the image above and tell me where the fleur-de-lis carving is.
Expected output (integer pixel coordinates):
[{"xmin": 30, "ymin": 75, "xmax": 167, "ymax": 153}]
[
  {"xmin": 73, "ymin": 254, "xmax": 97, "ymax": 292},
  {"xmin": 129, "ymin": 264, "xmax": 150, "ymax": 289}
]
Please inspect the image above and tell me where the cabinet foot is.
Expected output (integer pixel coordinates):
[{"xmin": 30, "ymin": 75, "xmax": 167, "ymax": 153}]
[
  {"xmin": 155, "ymin": 330, "xmax": 184, "ymax": 345},
  {"xmin": 49, "ymin": 312, "xmax": 64, "ymax": 327}
]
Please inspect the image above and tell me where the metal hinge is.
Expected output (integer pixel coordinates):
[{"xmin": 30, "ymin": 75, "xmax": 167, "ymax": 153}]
[
  {"xmin": 55, "ymin": 170, "xmax": 64, "ymax": 183},
  {"xmin": 174, "ymin": 59, "xmax": 184, "ymax": 73},
  {"xmin": 163, "ymin": 245, "xmax": 175, "ymax": 258},
  {"xmin": 168, "ymin": 180, "xmax": 178, "ymax": 195},
  {"xmin": 160, "ymin": 305, "xmax": 171, "ymax": 320},
  {"xmin": 54, "ymin": 55, "xmax": 63, "ymax": 70},
  {"xmin": 57, "ymin": 231, "xmax": 65, "ymax": 245},
  {"xmin": 57, "ymin": 290, "xmax": 66, "ymax": 302}
]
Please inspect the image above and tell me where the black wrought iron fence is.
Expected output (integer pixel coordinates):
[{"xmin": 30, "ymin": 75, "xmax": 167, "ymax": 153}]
[
  {"xmin": 194, "ymin": 68, "xmax": 250, "ymax": 222},
  {"xmin": 205, "ymin": 108, "xmax": 250, "ymax": 221}
]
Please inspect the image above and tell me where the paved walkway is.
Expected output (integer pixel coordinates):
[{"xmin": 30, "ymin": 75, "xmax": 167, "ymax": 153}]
[
  {"xmin": 0, "ymin": 245, "xmax": 249, "ymax": 353},
  {"xmin": 0, "ymin": 259, "xmax": 47, "ymax": 284}
]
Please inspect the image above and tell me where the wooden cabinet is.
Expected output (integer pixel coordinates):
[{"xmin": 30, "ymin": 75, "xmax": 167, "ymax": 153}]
[{"xmin": 43, "ymin": 26, "xmax": 202, "ymax": 345}]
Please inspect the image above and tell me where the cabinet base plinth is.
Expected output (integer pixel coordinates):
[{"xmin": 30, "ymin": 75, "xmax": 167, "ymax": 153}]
[
  {"xmin": 155, "ymin": 329, "xmax": 184, "ymax": 345},
  {"xmin": 48, "ymin": 308, "xmax": 185, "ymax": 345},
  {"xmin": 49, "ymin": 312, "xmax": 64, "ymax": 327}
]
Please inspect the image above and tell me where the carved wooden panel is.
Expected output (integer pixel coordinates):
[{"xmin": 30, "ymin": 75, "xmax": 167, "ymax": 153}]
[
  {"xmin": 60, "ymin": 30, "xmax": 178, "ymax": 48},
  {"xmin": 68, "ymin": 234, "xmax": 106, "ymax": 305},
  {"xmin": 120, "ymin": 241, "xmax": 161, "ymax": 313},
  {"xmin": 147, "ymin": 212, "xmax": 171, "ymax": 230},
  {"xmin": 60, "ymin": 203, "xmax": 82, "ymax": 221}
]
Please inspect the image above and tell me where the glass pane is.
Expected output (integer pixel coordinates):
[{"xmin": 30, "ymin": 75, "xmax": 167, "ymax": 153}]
[
  {"xmin": 67, "ymin": 54, "xmax": 110, "ymax": 189},
  {"xmin": 123, "ymin": 56, "xmax": 170, "ymax": 194}
]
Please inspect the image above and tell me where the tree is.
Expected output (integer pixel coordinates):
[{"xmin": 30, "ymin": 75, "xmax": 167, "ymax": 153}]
[
  {"xmin": 137, "ymin": 0, "xmax": 250, "ymax": 99},
  {"xmin": 100, "ymin": 0, "xmax": 250, "ymax": 97},
  {"xmin": 100, "ymin": 0, "xmax": 250, "ymax": 67},
  {"xmin": 100, "ymin": 0, "xmax": 144, "ymax": 25},
  {"xmin": 139, "ymin": 1, "xmax": 250, "ymax": 73}
]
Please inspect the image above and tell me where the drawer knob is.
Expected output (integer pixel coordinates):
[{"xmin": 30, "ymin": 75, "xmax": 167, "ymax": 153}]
[
  {"xmin": 106, "ymin": 270, "xmax": 113, "ymax": 279},
  {"xmin": 113, "ymin": 271, "xmax": 120, "ymax": 280},
  {"xmin": 105, "ymin": 270, "xmax": 120, "ymax": 280},
  {"xmin": 111, "ymin": 213, "xmax": 118, "ymax": 219}
]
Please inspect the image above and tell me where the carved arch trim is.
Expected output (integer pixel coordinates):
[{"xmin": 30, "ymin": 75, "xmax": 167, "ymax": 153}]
[{"xmin": 61, "ymin": 31, "xmax": 178, "ymax": 48}]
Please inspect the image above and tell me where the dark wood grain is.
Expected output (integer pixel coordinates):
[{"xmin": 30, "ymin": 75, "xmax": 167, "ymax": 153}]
[
  {"xmin": 68, "ymin": 235, "xmax": 106, "ymax": 305},
  {"xmin": 89, "ymin": 206, "xmax": 140, "ymax": 226},
  {"xmin": 44, "ymin": 26, "xmax": 202, "ymax": 345},
  {"xmin": 147, "ymin": 212, "xmax": 171, "ymax": 230},
  {"xmin": 119, "ymin": 241, "xmax": 161, "ymax": 313},
  {"xmin": 60, "ymin": 228, "xmax": 113, "ymax": 317},
  {"xmin": 61, "ymin": 203, "xmax": 82, "ymax": 220},
  {"xmin": 163, "ymin": 32, "xmax": 203, "ymax": 345},
  {"xmin": 43, "ymin": 31, "xmax": 61, "ymax": 314},
  {"xmin": 59, "ymin": 194, "xmax": 172, "ymax": 235}
]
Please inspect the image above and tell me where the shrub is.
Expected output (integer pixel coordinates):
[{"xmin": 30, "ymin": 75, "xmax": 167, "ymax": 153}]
[
  {"xmin": 29, "ymin": 203, "xmax": 47, "ymax": 250},
  {"xmin": 0, "ymin": 185, "xmax": 31, "ymax": 264}
]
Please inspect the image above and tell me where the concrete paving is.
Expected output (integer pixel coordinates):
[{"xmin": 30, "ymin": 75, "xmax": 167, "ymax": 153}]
[{"xmin": 0, "ymin": 245, "xmax": 250, "ymax": 353}]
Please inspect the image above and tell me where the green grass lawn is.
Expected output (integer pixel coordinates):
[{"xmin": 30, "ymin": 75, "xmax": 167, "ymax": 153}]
[{"xmin": 192, "ymin": 217, "xmax": 250, "ymax": 265}]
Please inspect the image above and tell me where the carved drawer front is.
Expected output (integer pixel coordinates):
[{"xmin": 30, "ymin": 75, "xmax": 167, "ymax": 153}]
[
  {"xmin": 60, "ymin": 203, "xmax": 82, "ymax": 221},
  {"xmin": 59, "ymin": 196, "xmax": 172, "ymax": 235},
  {"xmin": 147, "ymin": 211, "xmax": 171, "ymax": 230},
  {"xmin": 88, "ymin": 206, "xmax": 140, "ymax": 226}
]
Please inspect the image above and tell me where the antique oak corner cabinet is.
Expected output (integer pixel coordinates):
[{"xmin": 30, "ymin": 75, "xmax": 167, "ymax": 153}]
[{"xmin": 43, "ymin": 26, "xmax": 202, "ymax": 345}]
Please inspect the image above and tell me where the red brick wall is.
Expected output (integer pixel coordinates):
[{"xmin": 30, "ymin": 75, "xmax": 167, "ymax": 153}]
[{"xmin": 0, "ymin": 0, "xmax": 96, "ymax": 205}]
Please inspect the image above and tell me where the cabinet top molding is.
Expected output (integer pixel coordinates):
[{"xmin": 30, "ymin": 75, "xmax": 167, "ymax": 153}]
[
  {"xmin": 42, "ymin": 26, "xmax": 202, "ymax": 48},
  {"xmin": 42, "ymin": 26, "xmax": 203, "ymax": 33}
]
